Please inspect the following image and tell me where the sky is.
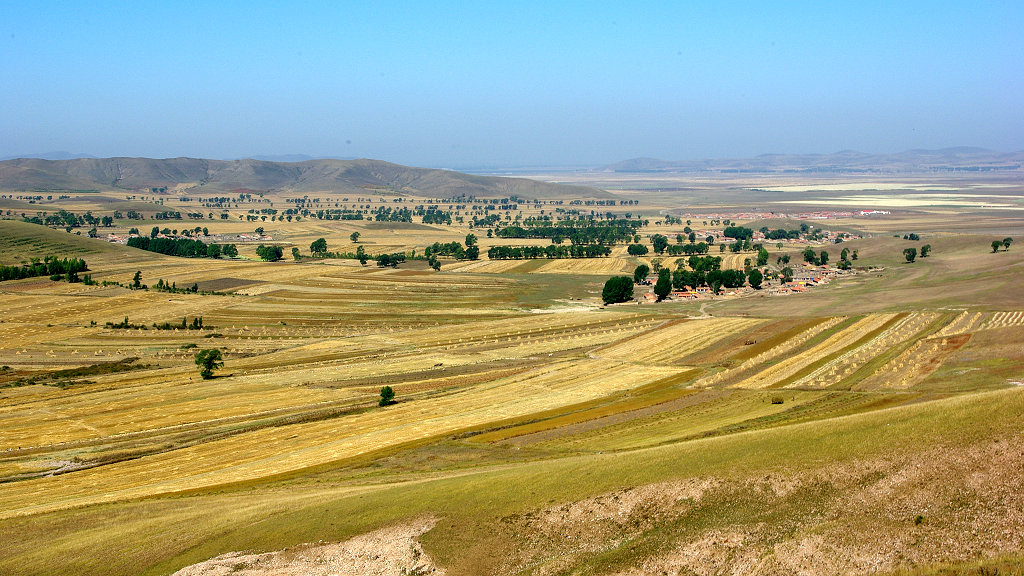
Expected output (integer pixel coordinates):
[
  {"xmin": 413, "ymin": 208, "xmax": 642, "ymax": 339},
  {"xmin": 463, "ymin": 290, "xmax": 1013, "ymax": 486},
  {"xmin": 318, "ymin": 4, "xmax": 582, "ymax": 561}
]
[{"xmin": 1, "ymin": 1, "xmax": 1022, "ymax": 168}]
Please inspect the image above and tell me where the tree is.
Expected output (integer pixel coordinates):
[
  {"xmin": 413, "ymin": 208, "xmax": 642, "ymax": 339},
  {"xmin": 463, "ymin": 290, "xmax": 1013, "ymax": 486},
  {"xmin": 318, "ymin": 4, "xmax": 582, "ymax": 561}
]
[
  {"xmin": 222, "ymin": 244, "xmax": 238, "ymax": 258},
  {"xmin": 254, "ymin": 226, "xmax": 264, "ymax": 236},
  {"xmin": 780, "ymin": 266, "xmax": 794, "ymax": 283},
  {"xmin": 757, "ymin": 247, "xmax": 769, "ymax": 266},
  {"xmin": 310, "ymin": 237, "xmax": 328, "ymax": 255},
  {"xmin": 350, "ymin": 231, "xmax": 360, "ymax": 243},
  {"xmin": 654, "ymin": 268, "xmax": 672, "ymax": 301},
  {"xmin": 633, "ymin": 264, "xmax": 650, "ymax": 284},
  {"xmin": 291, "ymin": 247, "xmax": 301, "ymax": 260},
  {"xmin": 651, "ymin": 234, "xmax": 669, "ymax": 254},
  {"xmin": 465, "ymin": 244, "xmax": 480, "ymax": 260},
  {"xmin": 194, "ymin": 349, "xmax": 223, "ymax": 380},
  {"xmin": 992, "ymin": 240, "xmax": 1003, "ymax": 253},
  {"xmin": 627, "ymin": 243, "xmax": 649, "ymax": 256},
  {"xmin": 903, "ymin": 247, "xmax": 917, "ymax": 263},
  {"xmin": 1004, "ymin": 237, "xmax": 1013, "ymax": 251},
  {"xmin": 602, "ymin": 276, "xmax": 634, "ymax": 304},
  {"xmin": 150, "ymin": 226, "xmax": 159, "ymax": 238},
  {"xmin": 356, "ymin": 245, "xmax": 368, "ymax": 265},
  {"xmin": 802, "ymin": 247, "xmax": 817, "ymax": 263},
  {"xmin": 256, "ymin": 244, "xmax": 283, "ymax": 261},
  {"xmin": 379, "ymin": 385, "xmax": 395, "ymax": 406},
  {"xmin": 132, "ymin": 270, "xmax": 142, "ymax": 288},
  {"xmin": 819, "ymin": 250, "xmax": 829, "ymax": 266},
  {"xmin": 748, "ymin": 269, "xmax": 763, "ymax": 289},
  {"xmin": 920, "ymin": 244, "xmax": 931, "ymax": 258},
  {"xmin": 465, "ymin": 233, "xmax": 477, "ymax": 246}
]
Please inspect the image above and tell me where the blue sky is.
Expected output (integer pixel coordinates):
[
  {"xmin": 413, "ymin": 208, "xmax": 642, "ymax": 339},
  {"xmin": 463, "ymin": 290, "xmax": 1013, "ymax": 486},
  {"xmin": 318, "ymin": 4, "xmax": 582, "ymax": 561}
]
[{"xmin": 1, "ymin": 1, "xmax": 1022, "ymax": 167}]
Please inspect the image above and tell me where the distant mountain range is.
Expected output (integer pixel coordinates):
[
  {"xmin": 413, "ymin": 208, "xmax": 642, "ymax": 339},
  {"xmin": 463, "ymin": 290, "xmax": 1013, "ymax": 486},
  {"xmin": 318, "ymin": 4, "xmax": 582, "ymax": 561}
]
[
  {"xmin": 602, "ymin": 148, "xmax": 1024, "ymax": 173},
  {"xmin": 0, "ymin": 157, "xmax": 607, "ymax": 199}
]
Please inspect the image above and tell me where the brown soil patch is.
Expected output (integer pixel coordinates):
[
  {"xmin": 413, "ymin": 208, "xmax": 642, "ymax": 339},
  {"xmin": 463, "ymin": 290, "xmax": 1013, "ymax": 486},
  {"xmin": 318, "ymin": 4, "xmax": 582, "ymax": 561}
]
[{"xmin": 171, "ymin": 517, "xmax": 441, "ymax": 576}]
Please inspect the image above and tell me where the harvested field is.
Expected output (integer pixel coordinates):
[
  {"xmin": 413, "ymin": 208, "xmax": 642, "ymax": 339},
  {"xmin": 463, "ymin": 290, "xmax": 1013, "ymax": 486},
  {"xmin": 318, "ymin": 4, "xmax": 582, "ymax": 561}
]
[
  {"xmin": 792, "ymin": 312, "xmax": 943, "ymax": 389},
  {"xmin": 595, "ymin": 317, "xmax": 765, "ymax": 366},
  {"xmin": 856, "ymin": 334, "xmax": 973, "ymax": 390},
  {"xmin": 980, "ymin": 310, "xmax": 1024, "ymax": 331},
  {"xmin": 732, "ymin": 314, "xmax": 899, "ymax": 389}
]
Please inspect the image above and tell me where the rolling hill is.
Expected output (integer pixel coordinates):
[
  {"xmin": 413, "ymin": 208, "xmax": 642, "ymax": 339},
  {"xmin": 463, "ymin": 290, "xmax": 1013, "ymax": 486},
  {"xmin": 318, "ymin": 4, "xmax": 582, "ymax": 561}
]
[{"xmin": 0, "ymin": 157, "xmax": 610, "ymax": 199}]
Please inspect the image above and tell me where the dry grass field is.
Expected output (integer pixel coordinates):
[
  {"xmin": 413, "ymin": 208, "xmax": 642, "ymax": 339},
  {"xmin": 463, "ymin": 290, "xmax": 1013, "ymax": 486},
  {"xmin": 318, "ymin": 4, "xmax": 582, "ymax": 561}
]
[{"xmin": 1, "ymin": 173, "xmax": 1023, "ymax": 575}]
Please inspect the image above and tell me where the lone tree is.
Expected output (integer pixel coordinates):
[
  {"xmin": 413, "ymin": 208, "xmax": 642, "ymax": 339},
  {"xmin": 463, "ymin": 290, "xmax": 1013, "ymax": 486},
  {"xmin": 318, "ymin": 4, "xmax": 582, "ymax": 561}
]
[
  {"xmin": 748, "ymin": 269, "xmax": 764, "ymax": 289},
  {"xmin": 350, "ymin": 231, "xmax": 360, "ymax": 243},
  {"xmin": 633, "ymin": 264, "xmax": 650, "ymax": 284},
  {"xmin": 654, "ymin": 268, "xmax": 672, "ymax": 301},
  {"xmin": 602, "ymin": 276, "xmax": 634, "ymax": 304},
  {"xmin": 379, "ymin": 385, "xmax": 395, "ymax": 406},
  {"xmin": 904, "ymin": 247, "xmax": 918, "ymax": 263},
  {"xmin": 920, "ymin": 244, "xmax": 931, "ymax": 258},
  {"xmin": 1004, "ymin": 237, "xmax": 1013, "ymax": 251},
  {"xmin": 132, "ymin": 270, "xmax": 142, "ymax": 289},
  {"xmin": 992, "ymin": 240, "xmax": 1003, "ymax": 253},
  {"xmin": 194, "ymin": 349, "xmax": 223, "ymax": 380},
  {"xmin": 310, "ymin": 237, "xmax": 328, "ymax": 255},
  {"xmin": 651, "ymin": 234, "xmax": 669, "ymax": 254}
]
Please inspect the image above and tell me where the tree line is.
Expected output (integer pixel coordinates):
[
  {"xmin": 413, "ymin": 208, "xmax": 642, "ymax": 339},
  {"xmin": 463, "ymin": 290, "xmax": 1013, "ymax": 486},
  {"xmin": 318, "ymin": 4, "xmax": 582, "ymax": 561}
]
[
  {"xmin": 0, "ymin": 256, "xmax": 88, "ymax": 282},
  {"xmin": 487, "ymin": 244, "xmax": 612, "ymax": 260},
  {"xmin": 127, "ymin": 237, "xmax": 238, "ymax": 259}
]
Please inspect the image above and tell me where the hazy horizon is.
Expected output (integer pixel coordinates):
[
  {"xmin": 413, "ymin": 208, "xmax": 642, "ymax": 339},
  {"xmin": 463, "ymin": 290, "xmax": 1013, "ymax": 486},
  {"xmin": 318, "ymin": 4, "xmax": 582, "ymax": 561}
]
[{"xmin": 3, "ymin": 2, "xmax": 1022, "ymax": 168}]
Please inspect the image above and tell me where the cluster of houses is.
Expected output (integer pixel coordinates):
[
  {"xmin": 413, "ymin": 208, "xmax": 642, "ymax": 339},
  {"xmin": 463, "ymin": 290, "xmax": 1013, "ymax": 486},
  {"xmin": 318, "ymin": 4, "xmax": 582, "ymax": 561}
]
[{"xmin": 769, "ymin": 263, "xmax": 845, "ymax": 295}]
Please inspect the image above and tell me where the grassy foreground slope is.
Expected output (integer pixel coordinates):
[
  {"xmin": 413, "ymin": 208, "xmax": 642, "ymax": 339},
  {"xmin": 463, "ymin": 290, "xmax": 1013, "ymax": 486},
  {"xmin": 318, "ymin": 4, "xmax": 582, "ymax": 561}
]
[{"xmin": 0, "ymin": 387, "xmax": 1021, "ymax": 575}]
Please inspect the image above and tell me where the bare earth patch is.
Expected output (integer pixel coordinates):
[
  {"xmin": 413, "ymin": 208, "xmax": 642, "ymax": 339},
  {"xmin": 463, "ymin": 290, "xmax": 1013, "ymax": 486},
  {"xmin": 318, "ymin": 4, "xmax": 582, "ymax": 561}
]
[{"xmin": 171, "ymin": 517, "xmax": 442, "ymax": 576}]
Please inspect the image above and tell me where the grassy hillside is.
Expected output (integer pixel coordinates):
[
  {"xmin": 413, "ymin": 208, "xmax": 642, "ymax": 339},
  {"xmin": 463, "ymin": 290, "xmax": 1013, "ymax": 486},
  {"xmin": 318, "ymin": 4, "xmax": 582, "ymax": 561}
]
[{"xmin": 0, "ymin": 387, "xmax": 1020, "ymax": 575}]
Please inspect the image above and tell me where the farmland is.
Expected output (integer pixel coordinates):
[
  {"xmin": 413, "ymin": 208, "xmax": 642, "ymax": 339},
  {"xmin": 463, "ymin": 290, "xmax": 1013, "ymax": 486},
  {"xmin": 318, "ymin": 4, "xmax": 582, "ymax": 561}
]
[{"xmin": 0, "ymin": 169, "xmax": 1023, "ymax": 576}]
